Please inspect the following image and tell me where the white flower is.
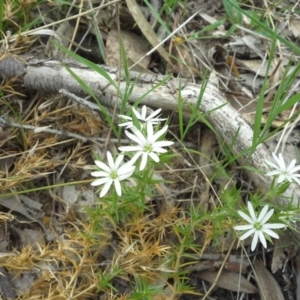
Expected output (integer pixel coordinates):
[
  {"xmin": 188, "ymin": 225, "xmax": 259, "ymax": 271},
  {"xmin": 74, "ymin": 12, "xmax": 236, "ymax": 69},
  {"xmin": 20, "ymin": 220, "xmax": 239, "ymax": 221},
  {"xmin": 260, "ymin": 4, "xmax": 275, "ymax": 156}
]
[
  {"xmin": 265, "ymin": 152, "xmax": 300, "ymax": 185},
  {"xmin": 118, "ymin": 105, "xmax": 166, "ymax": 129},
  {"xmin": 133, "ymin": 105, "xmax": 166, "ymax": 124},
  {"xmin": 234, "ymin": 201, "xmax": 286, "ymax": 251},
  {"xmin": 118, "ymin": 115, "xmax": 133, "ymax": 129},
  {"xmin": 118, "ymin": 122, "xmax": 174, "ymax": 171},
  {"xmin": 91, "ymin": 151, "xmax": 135, "ymax": 197}
]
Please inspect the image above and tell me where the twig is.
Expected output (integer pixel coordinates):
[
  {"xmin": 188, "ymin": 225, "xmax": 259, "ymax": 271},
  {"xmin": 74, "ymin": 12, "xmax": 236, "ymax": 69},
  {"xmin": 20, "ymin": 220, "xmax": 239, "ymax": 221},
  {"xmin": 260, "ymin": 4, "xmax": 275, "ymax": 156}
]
[{"xmin": 0, "ymin": 117, "xmax": 194, "ymax": 148}]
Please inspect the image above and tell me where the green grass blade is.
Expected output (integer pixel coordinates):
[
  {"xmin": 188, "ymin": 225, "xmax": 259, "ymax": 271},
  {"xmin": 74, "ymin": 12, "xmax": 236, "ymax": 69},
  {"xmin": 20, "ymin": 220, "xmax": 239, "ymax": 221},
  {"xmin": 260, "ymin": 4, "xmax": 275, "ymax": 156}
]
[
  {"xmin": 53, "ymin": 41, "xmax": 121, "ymax": 96},
  {"xmin": 252, "ymin": 37, "xmax": 276, "ymax": 146},
  {"xmin": 63, "ymin": 63, "xmax": 118, "ymax": 136},
  {"xmin": 223, "ymin": 0, "xmax": 242, "ymax": 24},
  {"xmin": 182, "ymin": 75, "xmax": 208, "ymax": 138},
  {"xmin": 227, "ymin": 0, "xmax": 300, "ymax": 55},
  {"xmin": 143, "ymin": 0, "xmax": 171, "ymax": 35},
  {"xmin": 92, "ymin": 19, "xmax": 106, "ymax": 62},
  {"xmin": 177, "ymin": 81, "xmax": 184, "ymax": 139}
]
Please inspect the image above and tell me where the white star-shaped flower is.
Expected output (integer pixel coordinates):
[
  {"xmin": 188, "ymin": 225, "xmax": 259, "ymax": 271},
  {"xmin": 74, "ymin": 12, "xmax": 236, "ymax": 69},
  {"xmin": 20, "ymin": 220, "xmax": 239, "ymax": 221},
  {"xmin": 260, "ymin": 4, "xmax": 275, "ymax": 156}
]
[
  {"xmin": 91, "ymin": 151, "xmax": 135, "ymax": 197},
  {"xmin": 265, "ymin": 152, "xmax": 300, "ymax": 185},
  {"xmin": 234, "ymin": 201, "xmax": 286, "ymax": 251},
  {"xmin": 117, "ymin": 115, "xmax": 133, "ymax": 129},
  {"xmin": 118, "ymin": 105, "xmax": 166, "ymax": 129},
  {"xmin": 118, "ymin": 122, "xmax": 174, "ymax": 171}
]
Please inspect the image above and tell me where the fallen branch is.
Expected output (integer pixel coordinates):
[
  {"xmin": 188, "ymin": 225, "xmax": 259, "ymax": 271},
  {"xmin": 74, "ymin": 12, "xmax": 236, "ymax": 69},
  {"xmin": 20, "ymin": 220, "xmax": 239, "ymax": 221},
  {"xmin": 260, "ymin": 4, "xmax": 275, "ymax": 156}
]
[{"xmin": 0, "ymin": 54, "xmax": 299, "ymax": 207}]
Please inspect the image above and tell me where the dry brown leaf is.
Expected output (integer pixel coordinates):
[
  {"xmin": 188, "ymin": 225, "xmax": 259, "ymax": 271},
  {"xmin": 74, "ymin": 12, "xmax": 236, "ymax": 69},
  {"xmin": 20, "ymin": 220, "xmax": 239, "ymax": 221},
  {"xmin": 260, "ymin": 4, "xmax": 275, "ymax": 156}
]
[
  {"xmin": 12, "ymin": 272, "xmax": 36, "ymax": 297},
  {"xmin": 198, "ymin": 128, "xmax": 217, "ymax": 206},
  {"xmin": 105, "ymin": 29, "xmax": 151, "ymax": 72},
  {"xmin": 172, "ymin": 44, "xmax": 198, "ymax": 78},
  {"xmin": 238, "ymin": 59, "xmax": 272, "ymax": 77},
  {"xmin": 293, "ymin": 251, "xmax": 300, "ymax": 300},
  {"xmin": 254, "ymin": 260, "xmax": 284, "ymax": 300},
  {"xmin": 269, "ymin": 57, "xmax": 284, "ymax": 84},
  {"xmin": 61, "ymin": 185, "xmax": 94, "ymax": 206},
  {"xmin": 197, "ymin": 269, "xmax": 258, "ymax": 293},
  {"xmin": 0, "ymin": 225, "xmax": 9, "ymax": 253},
  {"xmin": 125, "ymin": 0, "xmax": 171, "ymax": 65},
  {"xmin": 0, "ymin": 195, "xmax": 43, "ymax": 222},
  {"xmin": 289, "ymin": 15, "xmax": 300, "ymax": 38},
  {"xmin": 186, "ymin": 253, "xmax": 249, "ymax": 274},
  {"xmin": 172, "ymin": 41, "xmax": 230, "ymax": 79},
  {"xmin": 14, "ymin": 228, "xmax": 45, "ymax": 250},
  {"xmin": 47, "ymin": 21, "xmax": 74, "ymax": 57},
  {"xmin": 0, "ymin": 267, "xmax": 17, "ymax": 299},
  {"xmin": 272, "ymin": 229, "xmax": 299, "ymax": 273},
  {"xmin": 226, "ymin": 35, "xmax": 265, "ymax": 59},
  {"xmin": 61, "ymin": 185, "xmax": 95, "ymax": 220},
  {"xmin": 241, "ymin": 35, "xmax": 265, "ymax": 59}
]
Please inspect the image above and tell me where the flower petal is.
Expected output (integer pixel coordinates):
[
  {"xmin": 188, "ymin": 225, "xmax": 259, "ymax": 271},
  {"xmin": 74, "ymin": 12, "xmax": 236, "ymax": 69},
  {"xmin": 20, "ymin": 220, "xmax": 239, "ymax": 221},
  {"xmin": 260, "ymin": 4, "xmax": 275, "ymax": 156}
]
[
  {"xmin": 152, "ymin": 125, "xmax": 168, "ymax": 141},
  {"xmin": 247, "ymin": 202, "xmax": 257, "ymax": 222},
  {"xmin": 147, "ymin": 122, "xmax": 154, "ymax": 139},
  {"xmin": 152, "ymin": 147, "xmax": 168, "ymax": 154},
  {"xmin": 251, "ymin": 231, "xmax": 259, "ymax": 251},
  {"xmin": 276, "ymin": 174, "xmax": 286, "ymax": 183},
  {"xmin": 119, "ymin": 145, "xmax": 143, "ymax": 153},
  {"xmin": 148, "ymin": 152, "xmax": 160, "ymax": 163},
  {"xmin": 114, "ymin": 154, "xmax": 125, "ymax": 169},
  {"xmin": 91, "ymin": 171, "xmax": 110, "ymax": 177},
  {"xmin": 125, "ymin": 129, "xmax": 146, "ymax": 145},
  {"xmin": 292, "ymin": 177, "xmax": 300, "ymax": 185},
  {"xmin": 119, "ymin": 171, "xmax": 134, "ymax": 181},
  {"xmin": 287, "ymin": 159, "xmax": 297, "ymax": 171},
  {"xmin": 289, "ymin": 165, "xmax": 300, "ymax": 173},
  {"xmin": 265, "ymin": 170, "xmax": 282, "ymax": 176},
  {"xmin": 234, "ymin": 224, "xmax": 253, "ymax": 231},
  {"xmin": 262, "ymin": 228, "xmax": 279, "ymax": 239},
  {"xmin": 259, "ymin": 208, "xmax": 273, "ymax": 224},
  {"xmin": 133, "ymin": 106, "xmax": 142, "ymax": 120},
  {"xmin": 146, "ymin": 108, "xmax": 161, "ymax": 120},
  {"xmin": 132, "ymin": 152, "xmax": 143, "ymax": 163},
  {"xmin": 237, "ymin": 210, "xmax": 254, "ymax": 224},
  {"xmin": 258, "ymin": 231, "xmax": 267, "ymax": 249},
  {"xmin": 265, "ymin": 160, "xmax": 280, "ymax": 170},
  {"xmin": 106, "ymin": 151, "xmax": 115, "ymax": 170},
  {"xmin": 118, "ymin": 166, "xmax": 135, "ymax": 179},
  {"xmin": 118, "ymin": 114, "xmax": 132, "ymax": 121},
  {"xmin": 139, "ymin": 153, "xmax": 149, "ymax": 170},
  {"xmin": 95, "ymin": 160, "xmax": 111, "ymax": 173},
  {"xmin": 113, "ymin": 179, "xmax": 122, "ymax": 196},
  {"xmin": 275, "ymin": 153, "xmax": 286, "ymax": 170},
  {"xmin": 263, "ymin": 223, "xmax": 286, "ymax": 229},
  {"xmin": 239, "ymin": 228, "xmax": 255, "ymax": 240},
  {"xmin": 118, "ymin": 163, "xmax": 135, "ymax": 176},
  {"xmin": 91, "ymin": 178, "xmax": 109, "ymax": 186},
  {"xmin": 153, "ymin": 140, "xmax": 174, "ymax": 147},
  {"xmin": 257, "ymin": 204, "xmax": 270, "ymax": 222},
  {"xmin": 99, "ymin": 180, "xmax": 113, "ymax": 197},
  {"xmin": 118, "ymin": 121, "xmax": 133, "ymax": 128}
]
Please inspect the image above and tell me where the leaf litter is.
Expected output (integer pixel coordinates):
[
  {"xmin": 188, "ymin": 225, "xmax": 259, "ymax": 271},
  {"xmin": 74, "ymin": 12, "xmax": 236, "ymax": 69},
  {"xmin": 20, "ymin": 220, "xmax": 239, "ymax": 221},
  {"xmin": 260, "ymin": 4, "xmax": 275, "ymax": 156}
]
[{"xmin": 0, "ymin": 0, "xmax": 300, "ymax": 299}]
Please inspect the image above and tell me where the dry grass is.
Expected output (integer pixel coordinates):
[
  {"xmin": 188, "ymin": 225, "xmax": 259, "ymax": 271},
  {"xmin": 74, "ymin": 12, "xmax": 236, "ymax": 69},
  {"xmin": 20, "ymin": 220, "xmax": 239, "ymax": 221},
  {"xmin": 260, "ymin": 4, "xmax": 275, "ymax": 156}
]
[
  {"xmin": 0, "ymin": 90, "xmax": 210, "ymax": 298},
  {"xmin": 0, "ymin": 0, "xmax": 299, "ymax": 299}
]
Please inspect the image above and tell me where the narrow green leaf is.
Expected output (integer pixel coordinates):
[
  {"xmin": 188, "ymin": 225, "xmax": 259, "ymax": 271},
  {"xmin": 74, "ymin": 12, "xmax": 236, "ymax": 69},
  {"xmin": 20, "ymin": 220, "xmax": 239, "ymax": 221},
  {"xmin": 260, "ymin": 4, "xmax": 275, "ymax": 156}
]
[
  {"xmin": 53, "ymin": 41, "xmax": 121, "ymax": 96},
  {"xmin": 227, "ymin": 0, "xmax": 300, "ymax": 55},
  {"xmin": 223, "ymin": 0, "xmax": 242, "ymax": 24}
]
